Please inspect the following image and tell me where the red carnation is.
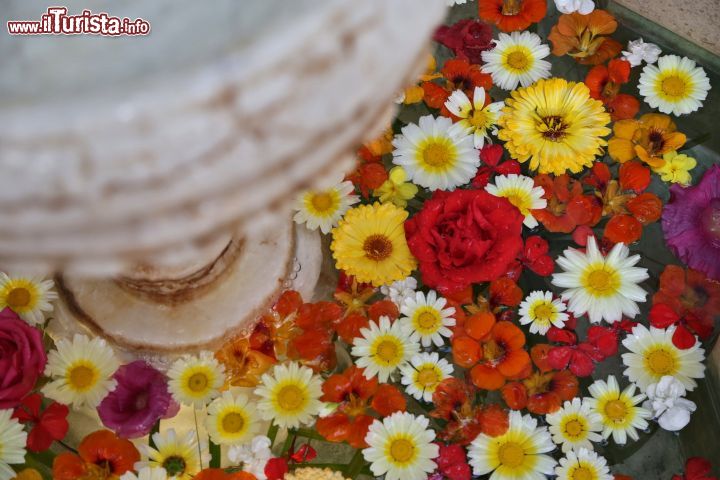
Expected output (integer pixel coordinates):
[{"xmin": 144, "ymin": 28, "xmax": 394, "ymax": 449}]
[{"xmin": 405, "ymin": 189, "xmax": 524, "ymax": 294}]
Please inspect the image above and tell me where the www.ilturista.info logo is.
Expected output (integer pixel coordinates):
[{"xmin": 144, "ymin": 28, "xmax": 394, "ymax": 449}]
[{"xmin": 7, "ymin": 7, "xmax": 150, "ymax": 35}]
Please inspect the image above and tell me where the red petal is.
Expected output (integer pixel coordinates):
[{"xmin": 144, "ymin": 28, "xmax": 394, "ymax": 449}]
[
  {"xmin": 547, "ymin": 346, "xmax": 573, "ymax": 370},
  {"xmin": 479, "ymin": 144, "xmax": 504, "ymax": 166},
  {"xmin": 672, "ymin": 324, "xmax": 697, "ymax": 350},
  {"xmin": 290, "ymin": 444, "xmax": 317, "ymax": 463},
  {"xmin": 523, "ymin": 236, "xmax": 549, "ymax": 261},
  {"xmin": 587, "ymin": 326, "xmax": 618, "ymax": 358},
  {"xmin": 371, "ymin": 384, "xmax": 407, "ymax": 416},
  {"xmin": 547, "ymin": 327, "xmax": 577, "ymax": 345},
  {"xmin": 569, "ymin": 350, "xmax": 595, "ymax": 377},
  {"xmin": 649, "ymin": 303, "xmax": 680, "ymax": 329},
  {"xmin": 684, "ymin": 456, "xmax": 713, "ymax": 479},
  {"xmin": 264, "ymin": 458, "xmax": 289, "ymax": 480}
]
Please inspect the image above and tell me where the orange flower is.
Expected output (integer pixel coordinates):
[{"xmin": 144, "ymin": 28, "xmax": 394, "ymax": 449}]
[
  {"xmin": 478, "ymin": 0, "xmax": 547, "ymax": 32},
  {"xmin": 548, "ymin": 10, "xmax": 622, "ymax": 65},
  {"xmin": 333, "ymin": 274, "xmax": 399, "ymax": 343},
  {"xmin": 469, "ymin": 321, "xmax": 531, "ymax": 391},
  {"xmin": 608, "ymin": 113, "xmax": 686, "ymax": 168},
  {"xmin": 533, "ymin": 174, "xmax": 602, "ymax": 233},
  {"xmin": 195, "ymin": 469, "xmax": 257, "ymax": 480},
  {"xmin": 653, "ymin": 265, "xmax": 720, "ymax": 325},
  {"xmin": 501, "ymin": 369, "xmax": 579, "ymax": 414},
  {"xmin": 215, "ymin": 337, "xmax": 276, "ymax": 388},
  {"xmin": 585, "ymin": 59, "xmax": 639, "ymax": 120},
  {"xmin": 422, "ymin": 58, "xmax": 492, "ymax": 111},
  {"xmin": 346, "ymin": 133, "xmax": 391, "ymax": 198},
  {"xmin": 316, "ymin": 366, "xmax": 405, "ymax": 449},
  {"xmin": 53, "ymin": 430, "xmax": 140, "ymax": 480}
]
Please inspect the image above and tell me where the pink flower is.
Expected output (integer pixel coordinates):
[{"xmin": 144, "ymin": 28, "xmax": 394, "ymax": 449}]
[{"xmin": 0, "ymin": 308, "xmax": 47, "ymax": 409}]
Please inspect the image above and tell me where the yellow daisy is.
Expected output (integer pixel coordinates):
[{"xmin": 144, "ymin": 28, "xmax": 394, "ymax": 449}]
[
  {"xmin": 0, "ymin": 272, "xmax": 57, "ymax": 325},
  {"xmin": 638, "ymin": 55, "xmax": 711, "ymax": 116},
  {"xmin": 469, "ymin": 411, "xmax": 556, "ymax": 480},
  {"xmin": 374, "ymin": 167, "xmax": 418, "ymax": 208},
  {"xmin": 546, "ymin": 398, "xmax": 603, "ymax": 453},
  {"xmin": 167, "ymin": 352, "xmax": 225, "ymax": 407},
  {"xmin": 444, "ymin": 87, "xmax": 504, "ymax": 148},
  {"xmin": 42, "ymin": 334, "xmax": 119, "ymax": 409},
  {"xmin": 485, "ymin": 174, "xmax": 547, "ymax": 228},
  {"xmin": 621, "ymin": 324, "xmax": 705, "ymax": 393},
  {"xmin": 206, "ymin": 391, "xmax": 259, "ymax": 445},
  {"xmin": 498, "ymin": 78, "xmax": 611, "ymax": 175},
  {"xmin": 293, "ymin": 180, "xmax": 359, "ymax": 234},
  {"xmin": 654, "ymin": 151, "xmax": 696, "ymax": 185},
  {"xmin": 481, "ymin": 32, "xmax": 552, "ymax": 91},
  {"xmin": 137, "ymin": 428, "xmax": 209, "ymax": 480},
  {"xmin": 254, "ymin": 361, "xmax": 323, "ymax": 429},
  {"xmin": 399, "ymin": 290, "xmax": 455, "ymax": 347},
  {"xmin": 399, "ymin": 352, "xmax": 453, "ymax": 402},
  {"xmin": 363, "ymin": 412, "xmax": 439, "ymax": 480},
  {"xmin": 331, "ymin": 203, "xmax": 416, "ymax": 287},
  {"xmin": 519, "ymin": 290, "xmax": 569, "ymax": 335},
  {"xmin": 351, "ymin": 316, "xmax": 419, "ymax": 383},
  {"xmin": 585, "ymin": 375, "xmax": 651, "ymax": 445},
  {"xmin": 555, "ymin": 448, "xmax": 613, "ymax": 480}
]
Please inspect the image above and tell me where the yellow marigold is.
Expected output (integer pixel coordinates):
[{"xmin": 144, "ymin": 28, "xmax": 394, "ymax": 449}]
[
  {"xmin": 284, "ymin": 467, "xmax": 350, "ymax": 480},
  {"xmin": 330, "ymin": 202, "xmax": 416, "ymax": 287},
  {"xmin": 497, "ymin": 78, "xmax": 611, "ymax": 175}
]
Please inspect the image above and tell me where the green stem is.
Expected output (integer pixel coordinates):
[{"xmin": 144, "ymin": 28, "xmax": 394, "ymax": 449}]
[
  {"xmin": 209, "ymin": 440, "xmax": 221, "ymax": 468},
  {"xmin": 294, "ymin": 428, "xmax": 326, "ymax": 441},
  {"xmin": 281, "ymin": 429, "xmax": 296, "ymax": 456},
  {"xmin": 267, "ymin": 422, "xmax": 279, "ymax": 446},
  {"xmin": 345, "ymin": 449, "xmax": 365, "ymax": 478},
  {"xmin": 193, "ymin": 409, "xmax": 204, "ymax": 470}
]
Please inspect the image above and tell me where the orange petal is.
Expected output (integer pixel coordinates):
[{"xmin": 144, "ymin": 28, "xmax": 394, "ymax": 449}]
[
  {"xmin": 452, "ymin": 336, "xmax": 482, "ymax": 369},
  {"xmin": 501, "ymin": 382, "xmax": 528, "ymax": 410},
  {"xmin": 604, "ymin": 214, "xmax": 643, "ymax": 244},
  {"xmin": 465, "ymin": 311, "xmax": 497, "ymax": 340},
  {"xmin": 372, "ymin": 384, "xmax": 407, "ymax": 416},
  {"xmin": 492, "ymin": 321, "xmax": 526, "ymax": 351},
  {"xmin": 608, "ymin": 138, "xmax": 637, "ymax": 164},
  {"xmin": 470, "ymin": 364, "xmax": 506, "ymax": 391},
  {"xmin": 497, "ymin": 349, "xmax": 531, "ymax": 377}
]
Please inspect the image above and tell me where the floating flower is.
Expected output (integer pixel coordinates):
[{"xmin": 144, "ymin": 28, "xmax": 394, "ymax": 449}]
[
  {"xmin": 639, "ymin": 55, "xmax": 711, "ymax": 116},
  {"xmin": 554, "ymin": 0, "xmax": 595, "ymax": 14},
  {"xmin": 423, "ymin": 59, "xmax": 493, "ymax": 111},
  {"xmin": 533, "ymin": 174, "xmax": 602, "ymax": 233},
  {"xmin": 654, "ymin": 151, "xmax": 697, "ymax": 185},
  {"xmin": 120, "ymin": 467, "xmax": 169, "ymax": 480},
  {"xmin": 486, "ymin": 174, "xmax": 547, "ymax": 228},
  {"xmin": 434, "ymin": 19, "xmax": 494, "ymax": 65},
  {"xmin": 0, "ymin": 309, "xmax": 47, "ymax": 409},
  {"xmin": 400, "ymin": 352, "xmax": 454, "ymax": 402},
  {"xmin": 622, "ymin": 38, "xmax": 662, "ymax": 67},
  {"xmin": 0, "ymin": 273, "xmax": 56, "ymax": 326},
  {"xmin": 468, "ymin": 321, "xmax": 531, "ymax": 391},
  {"xmin": 12, "ymin": 393, "xmax": 68, "ymax": 453},
  {"xmin": 518, "ymin": 291, "xmax": 569, "ymax": 335},
  {"xmin": 498, "ymin": 78, "xmax": 610, "ymax": 175},
  {"xmin": 293, "ymin": 180, "xmax": 359, "ymax": 234},
  {"xmin": 555, "ymin": 448, "xmax": 613, "ymax": 480},
  {"xmin": 471, "ymin": 143, "xmax": 522, "ymax": 189},
  {"xmin": 672, "ymin": 457, "xmax": 717, "ymax": 480},
  {"xmin": 137, "ymin": 428, "xmax": 209, "ymax": 480},
  {"xmin": 399, "ymin": 290, "xmax": 456, "ymax": 347},
  {"xmin": 481, "ymin": 31, "xmax": 551, "ymax": 91},
  {"xmin": 501, "ymin": 368, "xmax": 579, "ymax": 415},
  {"xmin": 548, "ymin": 10, "xmax": 622, "ymax": 65},
  {"xmin": 662, "ymin": 165, "xmax": 720, "ymax": 280},
  {"xmin": 351, "ymin": 316, "xmax": 418, "ymax": 382},
  {"xmin": 444, "ymin": 87, "xmax": 504, "ymax": 148},
  {"xmin": 54, "ymin": 430, "xmax": 139, "ymax": 480},
  {"xmin": 546, "ymin": 397, "xmax": 603, "ymax": 453},
  {"xmin": 621, "ymin": 324, "xmax": 705, "ymax": 392},
  {"xmin": 167, "ymin": 351, "xmax": 224, "ymax": 407},
  {"xmin": 317, "ymin": 365, "xmax": 405, "ymax": 449},
  {"xmin": 206, "ymin": 391, "xmax": 259, "ymax": 446},
  {"xmin": 331, "ymin": 203, "xmax": 416, "ymax": 287},
  {"xmin": 585, "ymin": 58, "xmax": 640, "ymax": 121},
  {"xmin": 380, "ymin": 277, "xmax": 418, "ymax": 308},
  {"xmin": 0, "ymin": 410, "xmax": 26, "ymax": 480},
  {"xmin": 608, "ymin": 113, "xmax": 686, "ymax": 168},
  {"xmin": 227, "ymin": 436, "xmax": 273, "ymax": 480},
  {"xmin": 284, "ymin": 467, "xmax": 348, "ymax": 480},
  {"xmin": 585, "ymin": 375, "xmax": 651, "ymax": 445},
  {"xmin": 433, "ymin": 443, "xmax": 472, "ymax": 480},
  {"xmin": 363, "ymin": 411, "xmax": 439, "ymax": 480},
  {"xmin": 43, "ymin": 334, "xmax": 119, "ymax": 410},
  {"xmin": 255, "ymin": 362, "xmax": 323, "ymax": 430},
  {"xmin": 552, "ymin": 236, "xmax": 649, "ymax": 323},
  {"xmin": 468, "ymin": 410, "xmax": 556, "ymax": 479},
  {"xmin": 215, "ymin": 336, "xmax": 276, "ymax": 389},
  {"xmin": 98, "ymin": 361, "xmax": 176, "ymax": 439},
  {"xmin": 547, "ymin": 325, "xmax": 619, "ymax": 377},
  {"xmin": 643, "ymin": 375, "xmax": 697, "ymax": 432},
  {"xmin": 392, "ymin": 114, "xmax": 480, "ymax": 191},
  {"xmin": 478, "ymin": 0, "xmax": 547, "ymax": 32},
  {"xmin": 374, "ymin": 167, "xmax": 418, "ymax": 208}
]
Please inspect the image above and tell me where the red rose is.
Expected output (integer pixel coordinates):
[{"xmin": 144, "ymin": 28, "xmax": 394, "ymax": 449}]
[
  {"xmin": 0, "ymin": 308, "xmax": 47, "ymax": 408},
  {"xmin": 434, "ymin": 19, "xmax": 494, "ymax": 65},
  {"xmin": 405, "ymin": 190, "xmax": 524, "ymax": 293}
]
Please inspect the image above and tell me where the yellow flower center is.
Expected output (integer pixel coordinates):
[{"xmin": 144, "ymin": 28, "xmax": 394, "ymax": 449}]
[
  {"xmin": 277, "ymin": 385, "xmax": 305, "ymax": 412},
  {"xmin": 571, "ymin": 466, "xmax": 595, "ymax": 480},
  {"xmin": 221, "ymin": 412, "xmax": 245, "ymax": 433},
  {"xmin": 500, "ymin": 187, "xmax": 533, "ymax": 215},
  {"xmin": 423, "ymin": 143, "xmax": 453, "ymax": 167},
  {"xmin": 564, "ymin": 418, "xmax": 585, "ymax": 438},
  {"xmin": 506, "ymin": 51, "xmax": 529, "ymax": 71},
  {"xmin": 469, "ymin": 109, "xmax": 489, "ymax": 129},
  {"xmin": 418, "ymin": 139, "xmax": 457, "ymax": 173},
  {"xmin": 539, "ymin": 115, "xmax": 568, "ymax": 141},
  {"xmin": 604, "ymin": 399, "xmax": 628, "ymax": 422},
  {"xmin": 68, "ymin": 365, "xmax": 96, "ymax": 391},
  {"xmin": 416, "ymin": 310, "xmax": 440, "ymax": 332},
  {"xmin": 188, "ymin": 372, "xmax": 210, "ymax": 393},
  {"xmin": 376, "ymin": 340, "xmax": 400, "ymax": 363},
  {"xmin": 532, "ymin": 302, "xmax": 555, "ymax": 323},
  {"xmin": 310, "ymin": 192, "xmax": 334, "ymax": 213},
  {"xmin": 389, "ymin": 438, "xmax": 415, "ymax": 464},
  {"xmin": 363, "ymin": 234, "xmax": 393, "ymax": 262},
  {"xmin": 583, "ymin": 265, "xmax": 620, "ymax": 297},
  {"xmin": 645, "ymin": 348, "xmax": 678, "ymax": 376},
  {"xmin": 498, "ymin": 441, "xmax": 525, "ymax": 468},
  {"xmin": 661, "ymin": 76, "xmax": 687, "ymax": 98},
  {"xmin": 417, "ymin": 367, "xmax": 440, "ymax": 388},
  {"xmin": 7, "ymin": 287, "xmax": 32, "ymax": 309}
]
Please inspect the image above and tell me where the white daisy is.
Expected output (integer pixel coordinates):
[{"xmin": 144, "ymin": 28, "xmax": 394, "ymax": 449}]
[
  {"xmin": 622, "ymin": 38, "xmax": 661, "ymax": 67},
  {"xmin": 621, "ymin": 324, "xmax": 705, "ymax": 393},
  {"xmin": 0, "ymin": 272, "xmax": 57, "ymax": 325},
  {"xmin": 485, "ymin": 174, "xmax": 547, "ymax": 228},
  {"xmin": 481, "ymin": 31, "xmax": 552, "ymax": 91},
  {"xmin": 399, "ymin": 290, "xmax": 456, "ymax": 347},
  {"xmin": 167, "ymin": 351, "xmax": 225, "ymax": 407},
  {"xmin": 546, "ymin": 397, "xmax": 603, "ymax": 453},
  {"xmin": 206, "ymin": 391, "xmax": 259, "ymax": 445},
  {"xmin": 136, "ymin": 428, "xmax": 210, "ymax": 480},
  {"xmin": 293, "ymin": 180, "xmax": 359, "ymax": 234},
  {"xmin": 585, "ymin": 375, "xmax": 651, "ymax": 445},
  {"xmin": 554, "ymin": 0, "xmax": 595, "ymax": 14},
  {"xmin": 444, "ymin": 87, "xmax": 505, "ymax": 148},
  {"xmin": 551, "ymin": 236, "xmax": 649, "ymax": 324},
  {"xmin": 638, "ymin": 55, "xmax": 711, "ymax": 116},
  {"xmin": 351, "ymin": 316, "xmax": 419, "ymax": 382},
  {"xmin": 0, "ymin": 410, "xmax": 27, "ymax": 480},
  {"xmin": 363, "ymin": 411, "xmax": 439, "ymax": 480},
  {"xmin": 254, "ymin": 361, "xmax": 323, "ymax": 429},
  {"xmin": 380, "ymin": 277, "xmax": 418, "ymax": 307},
  {"xmin": 555, "ymin": 448, "xmax": 613, "ymax": 480},
  {"xmin": 399, "ymin": 352, "xmax": 453, "ymax": 402},
  {"xmin": 392, "ymin": 114, "xmax": 480, "ymax": 191},
  {"xmin": 469, "ymin": 410, "xmax": 556, "ymax": 480},
  {"xmin": 519, "ymin": 290, "xmax": 569, "ymax": 335},
  {"xmin": 120, "ymin": 467, "xmax": 169, "ymax": 480},
  {"xmin": 42, "ymin": 334, "xmax": 119, "ymax": 409}
]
